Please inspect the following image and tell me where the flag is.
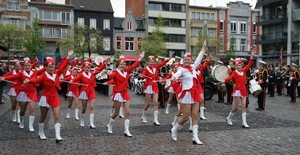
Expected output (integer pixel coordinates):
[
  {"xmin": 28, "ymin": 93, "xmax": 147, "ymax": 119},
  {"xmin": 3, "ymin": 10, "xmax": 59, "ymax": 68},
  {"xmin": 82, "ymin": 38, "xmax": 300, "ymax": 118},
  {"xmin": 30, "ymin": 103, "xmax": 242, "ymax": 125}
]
[
  {"xmin": 55, "ymin": 45, "xmax": 61, "ymax": 63},
  {"xmin": 39, "ymin": 46, "xmax": 43, "ymax": 62},
  {"xmin": 279, "ymin": 48, "xmax": 283, "ymax": 65}
]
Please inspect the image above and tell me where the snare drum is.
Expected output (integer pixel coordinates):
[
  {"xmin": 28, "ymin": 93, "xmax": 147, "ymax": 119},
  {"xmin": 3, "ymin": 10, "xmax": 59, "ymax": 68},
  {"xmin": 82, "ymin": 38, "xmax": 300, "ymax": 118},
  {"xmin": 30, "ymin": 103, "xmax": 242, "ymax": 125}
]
[
  {"xmin": 217, "ymin": 82, "xmax": 227, "ymax": 91},
  {"xmin": 249, "ymin": 79, "xmax": 262, "ymax": 97},
  {"xmin": 212, "ymin": 65, "xmax": 229, "ymax": 82}
]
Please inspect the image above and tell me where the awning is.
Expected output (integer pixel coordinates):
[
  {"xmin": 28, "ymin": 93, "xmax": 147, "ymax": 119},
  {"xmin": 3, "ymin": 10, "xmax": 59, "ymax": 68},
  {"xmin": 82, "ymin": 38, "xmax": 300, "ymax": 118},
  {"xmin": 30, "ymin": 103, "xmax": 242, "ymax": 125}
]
[{"xmin": 124, "ymin": 55, "xmax": 139, "ymax": 61}]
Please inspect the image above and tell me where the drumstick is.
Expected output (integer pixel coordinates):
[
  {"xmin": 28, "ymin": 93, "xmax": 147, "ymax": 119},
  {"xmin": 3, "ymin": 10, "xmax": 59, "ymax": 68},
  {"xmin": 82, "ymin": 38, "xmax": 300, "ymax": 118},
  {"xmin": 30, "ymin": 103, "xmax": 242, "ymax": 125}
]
[
  {"xmin": 2, "ymin": 79, "xmax": 17, "ymax": 84},
  {"xmin": 60, "ymin": 80, "xmax": 88, "ymax": 86}
]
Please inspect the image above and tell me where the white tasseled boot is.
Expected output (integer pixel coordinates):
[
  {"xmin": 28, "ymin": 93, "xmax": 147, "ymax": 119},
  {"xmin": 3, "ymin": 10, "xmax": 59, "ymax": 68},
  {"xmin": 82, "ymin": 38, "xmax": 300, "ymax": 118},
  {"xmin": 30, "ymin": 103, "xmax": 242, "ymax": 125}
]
[
  {"xmin": 29, "ymin": 116, "xmax": 35, "ymax": 132},
  {"xmin": 74, "ymin": 109, "xmax": 79, "ymax": 120},
  {"xmin": 17, "ymin": 110, "xmax": 20, "ymax": 124},
  {"xmin": 12, "ymin": 110, "xmax": 17, "ymax": 122},
  {"xmin": 165, "ymin": 104, "xmax": 171, "ymax": 114},
  {"xmin": 124, "ymin": 119, "xmax": 132, "ymax": 137},
  {"xmin": 19, "ymin": 116, "xmax": 24, "ymax": 128},
  {"xmin": 171, "ymin": 116, "xmax": 180, "ymax": 128},
  {"xmin": 192, "ymin": 125, "xmax": 203, "ymax": 145},
  {"xmin": 171, "ymin": 123, "xmax": 182, "ymax": 141},
  {"xmin": 226, "ymin": 112, "xmax": 234, "ymax": 125},
  {"xmin": 54, "ymin": 123, "xmax": 63, "ymax": 143},
  {"xmin": 38, "ymin": 123, "xmax": 47, "ymax": 140},
  {"xmin": 242, "ymin": 113, "xmax": 249, "ymax": 128},
  {"xmin": 109, "ymin": 108, "xmax": 115, "ymax": 117},
  {"xmin": 177, "ymin": 104, "xmax": 180, "ymax": 110},
  {"xmin": 153, "ymin": 110, "xmax": 160, "ymax": 126},
  {"xmin": 80, "ymin": 114, "xmax": 85, "ymax": 127},
  {"xmin": 199, "ymin": 107, "xmax": 206, "ymax": 120},
  {"xmin": 66, "ymin": 109, "xmax": 70, "ymax": 119},
  {"xmin": 141, "ymin": 110, "xmax": 147, "ymax": 123},
  {"xmin": 119, "ymin": 107, "xmax": 124, "ymax": 118},
  {"xmin": 189, "ymin": 117, "xmax": 193, "ymax": 132},
  {"xmin": 90, "ymin": 114, "xmax": 96, "ymax": 129},
  {"xmin": 107, "ymin": 118, "xmax": 115, "ymax": 134}
]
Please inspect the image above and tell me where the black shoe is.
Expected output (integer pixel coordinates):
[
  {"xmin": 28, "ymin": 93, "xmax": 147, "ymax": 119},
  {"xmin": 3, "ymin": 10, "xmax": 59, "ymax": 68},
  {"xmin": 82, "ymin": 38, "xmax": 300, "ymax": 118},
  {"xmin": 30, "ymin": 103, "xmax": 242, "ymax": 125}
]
[
  {"xmin": 277, "ymin": 94, "xmax": 282, "ymax": 96},
  {"xmin": 289, "ymin": 100, "xmax": 296, "ymax": 103},
  {"xmin": 158, "ymin": 106, "xmax": 164, "ymax": 109},
  {"xmin": 0, "ymin": 102, "xmax": 4, "ymax": 104},
  {"xmin": 255, "ymin": 108, "xmax": 264, "ymax": 111},
  {"xmin": 224, "ymin": 102, "xmax": 232, "ymax": 105},
  {"xmin": 215, "ymin": 101, "xmax": 222, "ymax": 103}
]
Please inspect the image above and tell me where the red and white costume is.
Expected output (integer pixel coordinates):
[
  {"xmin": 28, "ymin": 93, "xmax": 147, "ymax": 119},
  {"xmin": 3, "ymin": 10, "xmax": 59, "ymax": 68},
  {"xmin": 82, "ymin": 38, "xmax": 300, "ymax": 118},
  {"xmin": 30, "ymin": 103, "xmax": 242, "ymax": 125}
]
[
  {"xmin": 107, "ymin": 60, "xmax": 140, "ymax": 102},
  {"xmin": 72, "ymin": 62, "xmax": 106, "ymax": 100},
  {"xmin": 195, "ymin": 61, "xmax": 210, "ymax": 94},
  {"xmin": 224, "ymin": 59, "xmax": 253, "ymax": 98},
  {"xmin": 3, "ymin": 69, "xmax": 22, "ymax": 96},
  {"xmin": 61, "ymin": 74, "xmax": 79, "ymax": 97},
  {"xmin": 29, "ymin": 58, "xmax": 69, "ymax": 108},
  {"xmin": 165, "ymin": 71, "xmax": 180, "ymax": 94},
  {"xmin": 142, "ymin": 58, "xmax": 169, "ymax": 94},
  {"xmin": 172, "ymin": 51, "xmax": 204, "ymax": 104}
]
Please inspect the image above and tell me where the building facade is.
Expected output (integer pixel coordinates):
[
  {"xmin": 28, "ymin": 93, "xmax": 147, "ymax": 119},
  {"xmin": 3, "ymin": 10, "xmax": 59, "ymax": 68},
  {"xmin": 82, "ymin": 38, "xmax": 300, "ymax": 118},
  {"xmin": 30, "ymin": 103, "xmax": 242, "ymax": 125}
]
[
  {"xmin": 72, "ymin": 0, "xmax": 114, "ymax": 59},
  {"xmin": 114, "ymin": 10, "xmax": 146, "ymax": 62},
  {"xmin": 126, "ymin": 0, "xmax": 189, "ymax": 57},
  {"xmin": 255, "ymin": 0, "xmax": 300, "ymax": 65}
]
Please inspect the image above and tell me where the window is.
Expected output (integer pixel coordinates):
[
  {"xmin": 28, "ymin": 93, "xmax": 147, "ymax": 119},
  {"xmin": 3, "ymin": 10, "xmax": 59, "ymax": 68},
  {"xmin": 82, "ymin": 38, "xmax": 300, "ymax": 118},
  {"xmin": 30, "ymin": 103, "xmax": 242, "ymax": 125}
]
[
  {"xmin": 231, "ymin": 38, "xmax": 236, "ymax": 50},
  {"xmin": 196, "ymin": 12, "xmax": 201, "ymax": 19},
  {"xmin": 103, "ymin": 19, "xmax": 110, "ymax": 30},
  {"xmin": 116, "ymin": 36, "xmax": 122, "ymax": 50},
  {"xmin": 53, "ymin": 12, "xmax": 60, "ymax": 20},
  {"xmin": 220, "ymin": 38, "xmax": 224, "ymax": 52},
  {"xmin": 240, "ymin": 22, "xmax": 247, "ymax": 33},
  {"xmin": 7, "ymin": 2, "xmax": 13, "ymax": 10},
  {"xmin": 220, "ymin": 20, "xmax": 224, "ymax": 32},
  {"xmin": 44, "ymin": 11, "xmax": 52, "ymax": 20},
  {"xmin": 3, "ymin": 19, "xmax": 25, "ymax": 29},
  {"xmin": 14, "ymin": 3, "xmax": 20, "ymax": 11},
  {"xmin": 240, "ymin": 39, "xmax": 246, "ymax": 51},
  {"xmin": 192, "ymin": 12, "xmax": 196, "ymax": 19},
  {"xmin": 165, "ymin": 34, "xmax": 185, "ymax": 43},
  {"xmin": 138, "ymin": 38, "xmax": 142, "ymax": 49},
  {"xmin": 231, "ymin": 21, "xmax": 236, "ymax": 33},
  {"xmin": 208, "ymin": 28, "xmax": 216, "ymax": 37},
  {"xmin": 253, "ymin": 22, "xmax": 256, "ymax": 34},
  {"xmin": 252, "ymin": 39, "xmax": 256, "ymax": 50},
  {"xmin": 168, "ymin": 50, "xmax": 184, "ymax": 57},
  {"xmin": 191, "ymin": 46, "xmax": 195, "ymax": 55},
  {"xmin": 211, "ymin": 13, "xmax": 215, "ymax": 20},
  {"xmin": 61, "ymin": 12, "xmax": 70, "ymax": 25},
  {"xmin": 127, "ymin": 22, "xmax": 132, "ymax": 31},
  {"xmin": 125, "ymin": 37, "xmax": 134, "ymax": 51},
  {"xmin": 103, "ymin": 37, "xmax": 111, "ymax": 51},
  {"xmin": 192, "ymin": 28, "xmax": 201, "ymax": 37},
  {"xmin": 148, "ymin": 18, "xmax": 155, "ymax": 25},
  {"xmin": 90, "ymin": 18, "xmax": 96, "ymax": 29},
  {"xmin": 201, "ymin": 13, "xmax": 205, "ymax": 20},
  {"xmin": 169, "ymin": 19, "xmax": 185, "ymax": 27},
  {"xmin": 78, "ymin": 18, "xmax": 84, "ymax": 27},
  {"xmin": 205, "ymin": 13, "xmax": 210, "ymax": 20},
  {"xmin": 38, "ymin": 11, "xmax": 61, "ymax": 21},
  {"xmin": 46, "ymin": 45, "xmax": 56, "ymax": 55},
  {"xmin": 148, "ymin": 3, "xmax": 162, "ymax": 10},
  {"xmin": 43, "ymin": 28, "xmax": 61, "ymax": 38}
]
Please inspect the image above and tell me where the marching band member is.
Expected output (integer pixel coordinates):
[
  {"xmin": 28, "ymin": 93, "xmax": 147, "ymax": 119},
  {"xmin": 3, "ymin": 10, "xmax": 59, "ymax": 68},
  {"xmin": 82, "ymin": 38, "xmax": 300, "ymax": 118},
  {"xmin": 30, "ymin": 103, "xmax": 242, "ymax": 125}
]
[
  {"xmin": 70, "ymin": 57, "xmax": 108, "ymax": 129},
  {"xmin": 289, "ymin": 63, "xmax": 299, "ymax": 102},
  {"xmin": 215, "ymin": 60, "xmax": 226, "ymax": 103},
  {"xmin": 1, "ymin": 57, "xmax": 45, "ymax": 131},
  {"xmin": 2, "ymin": 60, "xmax": 22, "ymax": 123},
  {"xmin": 105, "ymin": 52, "xmax": 144, "ymax": 136},
  {"xmin": 61, "ymin": 67, "xmax": 80, "ymax": 120},
  {"xmin": 256, "ymin": 60, "xmax": 268, "ymax": 110},
  {"xmin": 23, "ymin": 50, "xmax": 73, "ymax": 142},
  {"xmin": 225, "ymin": 58, "xmax": 235, "ymax": 105},
  {"xmin": 241, "ymin": 58, "xmax": 251, "ymax": 107},
  {"xmin": 268, "ymin": 64, "xmax": 276, "ymax": 97},
  {"xmin": 276, "ymin": 67, "xmax": 284, "ymax": 96},
  {"xmin": 140, "ymin": 53, "xmax": 173, "ymax": 125},
  {"xmin": 170, "ymin": 40, "xmax": 206, "ymax": 145},
  {"xmin": 222, "ymin": 49, "xmax": 254, "ymax": 128},
  {"xmin": 158, "ymin": 56, "xmax": 169, "ymax": 109}
]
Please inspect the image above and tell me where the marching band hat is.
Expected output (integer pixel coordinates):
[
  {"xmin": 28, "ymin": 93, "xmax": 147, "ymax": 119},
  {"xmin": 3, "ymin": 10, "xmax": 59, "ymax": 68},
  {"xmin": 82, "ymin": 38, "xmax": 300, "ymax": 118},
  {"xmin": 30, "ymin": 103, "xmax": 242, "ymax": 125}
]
[
  {"xmin": 292, "ymin": 63, "xmax": 297, "ymax": 67},
  {"xmin": 119, "ymin": 55, "xmax": 126, "ymax": 63},
  {"xmin": 148, "ymin": 55, "xmax": 155, "ymax": 61},
  {"xmin": 84, "ymin": 61, "xmax": 91, "ymax": 67},
  {"xmin": 23, "ymin": 57, "xmax": 31, "ymax": 64},
  {"xmin": 184, "ymin": 53, "xmax": 192, "ymax": 59},
  {"xmin": 175, "ymin": 56, "xmax": 182, "ymax": 60},
  {"xmin": 46, "ymin": 57, "xmax": 55, "ymax": 65},
  {"xmin": 259, "ymin": 60, "xmax": 267, "ymax": 65},
  {"xmin": 241, "ymin": 58, "xmax": 248, "ymax": 62},
  {"xmin": 217, "ymin": 60, "xmax": 223, "ymax": 64},
  {"xmin": 13, "ymin": 59, "xmax": 20, "ymax": 65},
  {"xmin": 72, "ymin": 67, "xmax": 79, "ymax": 71},
  {"xmin": 158, "ymin": 56, "xmax": 165, "ymax": 60},
  {"xmin": 229, "ymin": 58, "xmax": 235, "ymax": 62}
]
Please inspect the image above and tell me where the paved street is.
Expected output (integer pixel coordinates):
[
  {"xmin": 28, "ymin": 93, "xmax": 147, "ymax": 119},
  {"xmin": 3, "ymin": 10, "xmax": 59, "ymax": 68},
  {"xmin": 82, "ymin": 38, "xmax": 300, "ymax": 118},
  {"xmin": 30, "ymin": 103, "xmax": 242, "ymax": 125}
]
[{"xmin": 0, "ymin": 88, "xmax": 300, "ymax": 155}]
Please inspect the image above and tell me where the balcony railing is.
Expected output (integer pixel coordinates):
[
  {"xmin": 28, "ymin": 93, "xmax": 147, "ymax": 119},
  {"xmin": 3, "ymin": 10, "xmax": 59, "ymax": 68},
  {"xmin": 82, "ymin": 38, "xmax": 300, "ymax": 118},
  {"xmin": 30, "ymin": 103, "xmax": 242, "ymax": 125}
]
[
  {"xmin": 255, "ymin": 12, "xmax": 288, "ymax": 26},
  {"xmin": 292, "ymin": 9, "xmax": 300, "ymax": 21},
  {"xmin": 255, "ymin": 32, "xmax": 287, "ymax": 44},
  {"xmin": 190, "ymin": 19, "xmax": 217, "ymax": 25},
  {"xmin": 256, "ymin": 0, "xmax": 288, "ymax": 7}
]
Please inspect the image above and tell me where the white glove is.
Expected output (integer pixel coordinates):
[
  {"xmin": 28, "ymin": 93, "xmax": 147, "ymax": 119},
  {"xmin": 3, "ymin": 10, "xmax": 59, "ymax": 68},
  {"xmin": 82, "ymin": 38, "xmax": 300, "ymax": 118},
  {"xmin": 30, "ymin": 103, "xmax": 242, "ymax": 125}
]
[{"xmin": 290, "ymin": 77, "xmax": 293, "ymax": 81}]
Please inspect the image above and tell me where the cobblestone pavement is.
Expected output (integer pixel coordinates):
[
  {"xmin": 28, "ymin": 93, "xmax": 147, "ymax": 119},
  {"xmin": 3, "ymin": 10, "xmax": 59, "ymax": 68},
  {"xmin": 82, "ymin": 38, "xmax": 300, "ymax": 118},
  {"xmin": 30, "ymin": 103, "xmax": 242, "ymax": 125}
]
[{"xmin": 0, "ymin": 88, "xmax": 299, "ymax": 155}]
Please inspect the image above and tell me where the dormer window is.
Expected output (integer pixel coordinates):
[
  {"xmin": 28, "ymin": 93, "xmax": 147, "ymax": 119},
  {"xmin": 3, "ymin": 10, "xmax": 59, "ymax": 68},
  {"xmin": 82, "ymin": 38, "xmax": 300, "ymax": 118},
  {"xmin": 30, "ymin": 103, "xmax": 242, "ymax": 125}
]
[{"xmin": 127, "ymin": 22, "xmax": 132, "ymax": 31}]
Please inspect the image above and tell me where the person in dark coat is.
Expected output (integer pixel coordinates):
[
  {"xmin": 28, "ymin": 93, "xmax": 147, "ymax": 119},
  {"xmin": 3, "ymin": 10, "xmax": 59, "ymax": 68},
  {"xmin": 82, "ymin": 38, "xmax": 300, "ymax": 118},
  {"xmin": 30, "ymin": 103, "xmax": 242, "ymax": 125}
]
[{"xmin": 0, "ymin": 63, "xmax": 7, "ymax": 104}]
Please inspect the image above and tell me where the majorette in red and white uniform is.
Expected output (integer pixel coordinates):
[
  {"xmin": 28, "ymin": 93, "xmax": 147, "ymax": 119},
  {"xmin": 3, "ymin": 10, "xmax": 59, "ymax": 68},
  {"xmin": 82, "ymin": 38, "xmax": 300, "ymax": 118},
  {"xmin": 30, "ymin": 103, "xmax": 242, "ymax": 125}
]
[
  {"xmin": 4, "ymin": 58, "xmax": 46, "ymax": 102},
  {"xmin": 224, "ymin": 58, "xmax": 253, "ymax": 98},
  {"xmin": 29, "ymin": 57, "xmax": 69, "ymax": 108},
  {"xmin": 164, "ymin": 63, "xmax": 180, "ymax": 94},
  {"xmin": 2, "ymin": 60, "xmax": 22, "ymax": 96},
  {"xmin": 107, "ymin": 56, "xmax": 140, "ymax": 102},
  {"xmin": 72, "ymin": 61, "xmax": 106, "ymax": 100},
  {"xmin": 172, "ymin": 52, "xmax": 205, "ymax": 104},
  {"xmin": 141, "ymin": 56, "xmax": 169, "ymax": 94},
  {"xmin": 61, "ymin": 67, "xmax": 80, "ymax": 98}
]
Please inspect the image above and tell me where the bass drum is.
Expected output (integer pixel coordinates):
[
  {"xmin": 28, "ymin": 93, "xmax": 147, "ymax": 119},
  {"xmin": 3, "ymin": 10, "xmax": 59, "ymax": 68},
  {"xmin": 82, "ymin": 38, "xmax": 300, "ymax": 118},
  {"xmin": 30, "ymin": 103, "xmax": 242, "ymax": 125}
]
[{"xmin": 211, "ymin": 65, "xmax": 229, "ymax": 82}]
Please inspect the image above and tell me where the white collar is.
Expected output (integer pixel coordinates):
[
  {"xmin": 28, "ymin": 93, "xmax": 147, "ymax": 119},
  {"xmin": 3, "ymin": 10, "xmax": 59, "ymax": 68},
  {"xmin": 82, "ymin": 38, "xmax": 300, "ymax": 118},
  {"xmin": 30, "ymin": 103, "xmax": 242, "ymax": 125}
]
[
  {"xmin": 116, "ymin": 68, "xmax": 127, "ymax": 78},
  {"xmin": 23, "ymin": 70, "xmax": 33, "ymax": 78},
  {"xmin": 45, "ymin": 71, "xmax": 56, "ymax": 82},
  {"xmin": 146, "ymin": 66, "xmax": 156, "ymax": 74},
  {"xmin": 83, "ymin": 72, "xmax": 91, "ymax": 79}
]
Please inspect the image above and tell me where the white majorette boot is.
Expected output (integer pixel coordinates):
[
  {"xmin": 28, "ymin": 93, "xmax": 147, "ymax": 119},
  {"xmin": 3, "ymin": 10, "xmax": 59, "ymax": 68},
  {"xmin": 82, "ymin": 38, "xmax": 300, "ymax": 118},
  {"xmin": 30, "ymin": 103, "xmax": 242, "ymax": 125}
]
[
  {"xmin": 17, "ymin": 110, "xmax": 20, "ymax": 124},
  {"xmin": 171, "ymin": 123, "xmax": 182, "ymax": 141},
  {"xmin": 141, "ymin": 110, "xmax": 147, "ymax": 123},
  {"xmin": 29, "ymin": 116, "xmax": 35, "ymax": 132},
  {"xmin": 19, "ymin": 116, "xmax": 24, "ymax": 128},
  {"xmin": 80, "ymin": 114, "xmax": 84, "ymax": 127},
  {"xmin": 66, "ymin": 109, "xmax": 70, "ymax": 119},
  {"xmin": 124, "ymin": 119, "xmax": 132, "ymax": 137},
  {"xmin": 177, "ymin": 104, "xmax": 180, "ymax": 110},
  {"xmin": 119, "ymin": 107, "xmax": 124, "ymax": 118},
  {"xmin": 171, "ymin": 116, "xmax": 180, "ymax": 128},
  {"xmin": 242, "ymin": 113, "xmax": 249, "ymax": 128},
  {"xmin": 165, "ymin": 104, "xmax": 171, "ymax": 114},
  {"xmin": 200, "ymin": 107, "xmax": 206, "ymax": 120},
  {"xmin": 107, "ymin": 118, "xmax": 115, "ymax": 134},
  {"xmin": 109, "ymin": 108, "xmax": 114, "ymax": 117},
  {"xmin": 90, "ymin": 114, "xmax": 96, "ymax": 129},
  {"xmin": 38, "ymin": 123, "xmax": 47, "ymax": 140},
  {"xmin": 189, "ymin": 117, "xmax": 193, "ymax": 132},
  {"xmin": 226, "ymin": 112, "xmax": 234, "ymax": 125},
  {"xmin": 54, "ymin": 123, "xmax": 63, "ymax": 143},
  {"xmin": 192, "ymin": 125, "xmax": 203, "ymax": 145},
  {"xmin": 153, "ymin": 110, "xmax": 160, "ymax": 126},
  {"xmin": 74, "ymin": 109, "xmax": 79, "ymax": 120},
  {"xmin": 12, "ymin": 110, "xmax": 17, "ymax": 122}
]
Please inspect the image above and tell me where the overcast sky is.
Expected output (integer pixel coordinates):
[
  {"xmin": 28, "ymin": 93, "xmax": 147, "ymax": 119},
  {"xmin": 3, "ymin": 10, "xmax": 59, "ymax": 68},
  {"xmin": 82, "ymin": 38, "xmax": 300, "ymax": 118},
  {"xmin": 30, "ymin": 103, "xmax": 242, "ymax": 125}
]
[{"xmin": 111, "ymin": 0, "xmax": 257, "ymax": 17}]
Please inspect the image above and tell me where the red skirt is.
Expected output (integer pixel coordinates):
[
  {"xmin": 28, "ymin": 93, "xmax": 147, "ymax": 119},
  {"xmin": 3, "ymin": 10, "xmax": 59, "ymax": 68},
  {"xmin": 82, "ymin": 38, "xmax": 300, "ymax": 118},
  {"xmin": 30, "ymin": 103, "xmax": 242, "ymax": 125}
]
[
  {"xmin": 38, "ymin": 95, "xmax": 61, "ymax": 108},
  {"xmin": 199, "ymin": 84, "xmax": 204, "ymax": 94},
  {"xmin": 178, "ymin": 85, "xmax": 201, "ymax": 104},
  {"xmin": 111, "ymin": 90, "xmax": 130, "ymax": 102},
  {"xmin": 143, "ymin": 83, "xmax": 159, "ymax": 94}
]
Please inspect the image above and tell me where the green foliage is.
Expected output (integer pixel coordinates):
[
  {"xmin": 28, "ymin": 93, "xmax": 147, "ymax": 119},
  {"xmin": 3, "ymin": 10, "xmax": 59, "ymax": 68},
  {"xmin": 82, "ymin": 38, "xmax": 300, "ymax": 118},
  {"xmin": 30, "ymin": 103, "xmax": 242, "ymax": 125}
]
[
  {"xmin": 58, "ymin": 23, "xmax": 105, "ymax": 60},
  {"xmin": 23, "ymin": 18, "xmax": 46, "ymax": 58},
  {"xmin": 194, "ymin": 30, "xmax": 219, "ymax": 57},
  {"xmin": 138, "ymin": 15, "xmax": 167, "ymax": 62},
  {"xmin": 113, "ymin": 48, "xmax": 121, "ymax": 64},
  {"xmin": 226, "ymin": 36, "xmax": 236, "ymax": 59}
]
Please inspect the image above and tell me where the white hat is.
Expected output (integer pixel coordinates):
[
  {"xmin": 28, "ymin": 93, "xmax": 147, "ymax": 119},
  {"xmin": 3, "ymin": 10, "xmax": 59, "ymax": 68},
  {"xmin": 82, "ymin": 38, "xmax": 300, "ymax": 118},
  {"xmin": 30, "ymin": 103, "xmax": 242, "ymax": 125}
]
[
  {"xmin": 241, "ymin": 58, "xmax": 247, "ymax": 61},
  {"xmin": 175, "ymin": 56, "xmax": 182, "ymax": 59},
  {"xmin": 259, "ymin": 60, "xmax": 267, "ymax": 65},
  {"xmin": 292, "ymin": 63, "xmax": 297, "ymax": 67},
  {"xmin": 218, "ymin": 60, "xmax": 223, "ymax": 64},
  {"xmin": 158, "ymin": 56, "xmax": 165, "ymax": 59},
  {"xmin": 229, "ymin": 58, "xmax": 235, "ymax": 62}
]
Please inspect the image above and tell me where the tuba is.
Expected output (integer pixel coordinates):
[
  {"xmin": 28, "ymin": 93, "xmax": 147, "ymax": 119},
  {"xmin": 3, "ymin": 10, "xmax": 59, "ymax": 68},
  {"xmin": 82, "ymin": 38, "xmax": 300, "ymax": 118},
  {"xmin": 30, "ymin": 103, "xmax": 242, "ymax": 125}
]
[{"xmin": 94, "ymin": 56, "xmax": 104, "ymax": 66}]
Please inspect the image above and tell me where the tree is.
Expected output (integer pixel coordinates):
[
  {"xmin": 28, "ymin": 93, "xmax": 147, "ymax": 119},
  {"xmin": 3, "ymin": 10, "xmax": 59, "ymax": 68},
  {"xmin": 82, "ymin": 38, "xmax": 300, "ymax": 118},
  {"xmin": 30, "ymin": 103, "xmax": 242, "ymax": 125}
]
[
  {"xmin": 226, "ymin": 36, "xmax": 236, "ymax": 59},
  {"xmin": 0, "ymin": 23, "xmax": 26, "ymax": 62},
  {"xmin": 195, "ymin": 29, "xmax": 219, "ymax": 57},
  {"xmin": 138, "ymin": 15, "xmax": 167, "ymax": 61},
  {"xmin": 23, "ymin": 17, "xmax": 46, "ymax": 58},
  {"xmin": 58, "ymin": 23, "xmax": 105, "ymax": 60}
]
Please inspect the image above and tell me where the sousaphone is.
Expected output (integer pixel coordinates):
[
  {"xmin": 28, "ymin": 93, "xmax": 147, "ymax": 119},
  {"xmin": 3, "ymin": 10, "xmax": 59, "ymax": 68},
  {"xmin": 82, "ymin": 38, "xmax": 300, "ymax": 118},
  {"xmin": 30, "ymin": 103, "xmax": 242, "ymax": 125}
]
[{"xmin": 94, "ymin": 56, "xmax": 104, "ymax": 66}]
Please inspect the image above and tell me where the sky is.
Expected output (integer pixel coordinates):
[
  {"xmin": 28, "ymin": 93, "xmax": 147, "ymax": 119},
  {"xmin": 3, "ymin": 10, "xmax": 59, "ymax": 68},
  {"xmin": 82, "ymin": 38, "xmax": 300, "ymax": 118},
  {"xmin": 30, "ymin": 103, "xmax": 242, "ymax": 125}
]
[{"xmin": 111, "ymin": 0, "xmax": 257, "ymax": 17}]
